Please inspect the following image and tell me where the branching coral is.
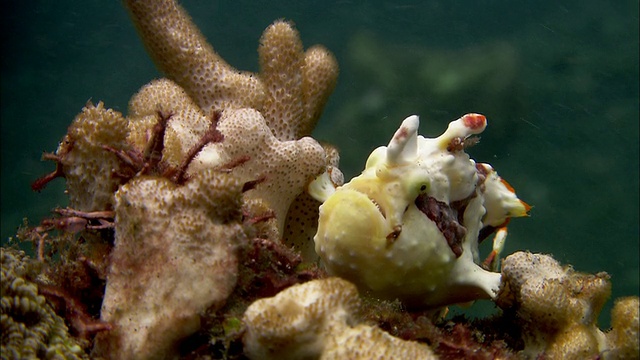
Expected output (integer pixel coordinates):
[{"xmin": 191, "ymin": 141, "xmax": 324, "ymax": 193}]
[
  {"xmin": 1, "ymin": 248, "xmax": 87, "ymax": 360},
  {"xmin": 125, "ymin": 77, "xmax": 330, "ymax": 240},
  {"xmin": 122, "ymin": 0, "xmax": 340, "ymax": 243},
  {"xmin": 124, "ymin": 0, "xmax": 265, "ymax": 113},
  {"xmin": 258, "ymin": 21, "xmax": 339, "ymax": 140},
  {"xmin": 34, "ymin": 0, "xmax": 341, "ymax": 246},
  {"xmin": 125, "ymin": 78, "xmax": 216, "ymax": 172}
]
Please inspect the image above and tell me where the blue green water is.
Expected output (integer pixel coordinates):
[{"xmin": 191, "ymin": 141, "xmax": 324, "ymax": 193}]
[{"xmin": 2, "ymin": 0, "xmax": 638, "ymax": 326}]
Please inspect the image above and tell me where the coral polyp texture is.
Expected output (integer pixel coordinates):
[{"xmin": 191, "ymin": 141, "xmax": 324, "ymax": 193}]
[
  {"xmin": 124, "ymin": 0, "xmax": 340, "ymax": 243},
  {"xmin": 124, "ymin": 0, "xmax": 265, "ymax": 113},
  {"xmin": 1, "ymin": 248, "xmax": 86, "ymax": 360},
  {"xmin": 314, "ymin": 113, "xmax": 530, "ymax": 308},
  {"xmin": 606, "ymin": 296, "xmax": 640, "ymax": 359},
  {"xmin": 497, "ymin": 251, "xmax": 639, "ymax": 360},
  {"xmin": 242, "ymin": 277, "xmax": 436, "ymax": 360},
  {"xmin": 124, "ymin": 0, "xmax": 338, "ymax": 141},
  {"xmin": 91, "ymin": 170, "xmax": 251, "ymax": 359}
]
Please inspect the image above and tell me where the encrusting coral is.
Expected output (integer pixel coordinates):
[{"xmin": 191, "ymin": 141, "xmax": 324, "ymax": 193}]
[
  {"xmin": 497, "ymin": 251, "xmax": 639, "ymax": 360},
  {"xmin": 91, "ymin": 170, "xmax": 252, "ymax": 359},
  {"xmin": 242, "ymin": 277, "xmax": 437, "ymax": 360},
  {"xmin": 1, "ymin": 248, "xmax": 86, "ymax": 360}
]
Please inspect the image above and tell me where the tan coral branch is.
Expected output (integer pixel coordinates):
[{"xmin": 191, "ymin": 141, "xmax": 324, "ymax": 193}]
[
  {"xmin": 259, "ymin": 21, "xmax": 339, "ymax": 140},
  {"xmin": 124, "ymin": 0, "xmax": 266, "ymax": 113}
]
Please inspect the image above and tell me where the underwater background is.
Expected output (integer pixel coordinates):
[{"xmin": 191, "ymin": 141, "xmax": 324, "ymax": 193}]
[{"xmin": 2, "ymin": 0, "xmax": 638, "ymax": 326}]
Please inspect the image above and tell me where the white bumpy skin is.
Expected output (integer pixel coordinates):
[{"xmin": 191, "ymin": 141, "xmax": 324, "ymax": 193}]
[{"xmin": 313, "ymin": 114, "xmax": 529, "ymax": 308}]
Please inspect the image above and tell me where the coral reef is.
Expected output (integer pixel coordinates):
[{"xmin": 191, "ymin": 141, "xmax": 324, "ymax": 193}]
[
  {"xmin": 1, "ymin": 248, "xmax": 87, "ymax": 360},
  {"xmin": 242, "ymin": 277, "xmax": 436, "ymax": 359},
  {"xmin": 314, "ymin": 113, "xmax": 530, "ymax": 307},
  {"xmin": 3, "ymin": 0, "xmax": 638, "ymax": 360},
  {"xmin": 497, "ymin": 251, "xmax": 639, "ymax": 359},
  {"xmin": 23, "ymin": 0, "xmax": 341, "ymax": 358}
]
